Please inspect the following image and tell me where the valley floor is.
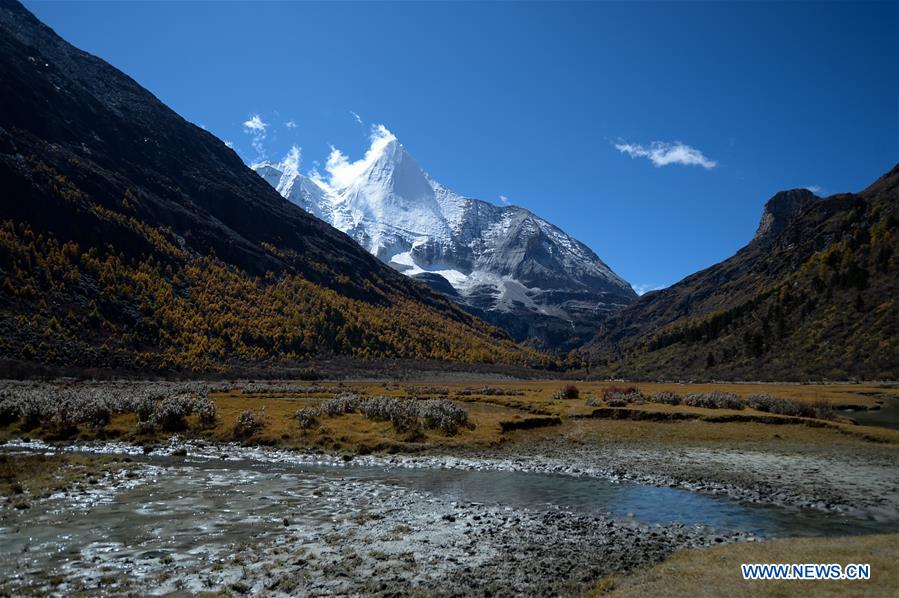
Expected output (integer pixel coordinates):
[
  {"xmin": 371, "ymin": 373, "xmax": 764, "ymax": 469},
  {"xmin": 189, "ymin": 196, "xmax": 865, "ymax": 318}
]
[{"xmin": 1, "ymin": 378, "xmax": 897, "ymax": 596}]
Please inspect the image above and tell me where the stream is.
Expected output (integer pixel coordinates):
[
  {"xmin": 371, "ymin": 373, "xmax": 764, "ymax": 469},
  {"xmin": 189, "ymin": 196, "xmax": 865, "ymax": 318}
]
[{"xmin": 1, "ymin": 443, "xmax": 897, "ymax": 595}]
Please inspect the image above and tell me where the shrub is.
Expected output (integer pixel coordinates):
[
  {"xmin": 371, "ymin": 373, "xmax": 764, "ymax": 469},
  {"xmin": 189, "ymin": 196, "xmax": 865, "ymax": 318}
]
[
  {"xmin": 135, "ymin": 397, "xmax": 156, "ymax": 423},
  {"xmin": 388, "ymin": 402, "xmax": 420, "ymax": 434},
  {"xmin": 234, "ymin": 410, "xmax": 265, "ymax": 439},
  {"xmin": 746, "ymin": 394, "xmax": 816, "ymax": 418},
  {"xmin": 153, "ymin": 395, "xmax": 195, "ymax": 431},
  {"xmin": 194, "ymin": 394, "xmax": 217, "ymax": 427},
  {"xmin": 650, "ymin": 391, "xmax": 681, "ymax": 406},
  {"xmin": 602, "ymin": 386, "xmax": 645, "ymax": 404},
  {"xmin": 418, "ymin": 400, "xmax": 469, "ymax": 435},
  {"xmin": 553, "ymin": 384, "xmax": 580, "ymax": 400},
  {"xmin": 358, "ymin": 396, "xmax": 396, "ymax": 421},
  {"xmin": 321, "ymin": 393, "xmax": 360, "ymax": 417},
  {"xmin": 358, "ymin": 397, "xmax": 418, "ymax": 432},
  {"xmin": 358, "ymin": 397, "xmax": 465, "ymax": 434},
  {"xmin": 294, "ymin": 407, "xmax": 320, "ymax": 429},
  {"xmin": 84, "ymin": 400, "xmax": 112, "ymax": 429},
  {"xmin": 19, "ymin": 396, "xmax": 45, "ymax": 429},
  {"xmin": 602, "ymin": 386, "xmax": 638, "ymax": 400},
  {"xmin": 683, "ymin": 392, "xmax": 744, "ymax": 410}
]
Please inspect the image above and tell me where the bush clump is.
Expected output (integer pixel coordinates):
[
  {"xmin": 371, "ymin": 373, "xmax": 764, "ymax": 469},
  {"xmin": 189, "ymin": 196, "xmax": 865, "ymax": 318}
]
[
  {"xmin": 650, "ymin": 391, "xmax": 681, "ymax": 406},
  {"xmin": 234, "ymin": 409, "xmax": 265, "ymax": 439},
  {"xmin": 152, "ymin": 394, "xmax": 195, "ymax": 432},
  {"xmin": 357, "ymin": 396, "xmax": 396, "ymax": 421},
  {"xmin": 418, "ymin": 400, "xmax": 469, "ymax": 435},
  {"xmin": 356, "ymin": 396, "xmax": 470, "ymax": 436},
  {"xmin": 294, "ymin": 407, "xmax": 320, "ymax": 429},
  {"xmin": 83, "ymin": 400, "xmax": 112, "ymax": 429},
  {"xmin": 602, "ymin": 386, "xmax": 638, "ymax": 400},
  {"xmin": 194, "ymin": 393, "xmax": 217, "ymax": 428},
  {"xmin": 553, "ymin": 384, "xmax": 580, "ymax": 400},
  {"xmin": 135, "ymin": 397, "xmax": 156, "ymax": 423},
  {"xmin": 682, "ymin": 392, "xmax": 744, "ymax": 410},
  {"xmin": 601, "ymin": 386, "xmax": 645, "ymax": 404},
  {"xmin": 321, "ymin": 393, "xmax": 360, "ymax": 417},
  {"xmin": 746, "ymin": 394, "xmax": 816, "ymax": 418}
]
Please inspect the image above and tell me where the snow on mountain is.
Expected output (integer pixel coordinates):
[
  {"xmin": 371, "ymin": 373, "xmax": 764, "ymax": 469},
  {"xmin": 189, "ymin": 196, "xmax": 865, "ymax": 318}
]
[{"xmin": 252, "ymin": 126, "xmax": 636, "ymax": 349}]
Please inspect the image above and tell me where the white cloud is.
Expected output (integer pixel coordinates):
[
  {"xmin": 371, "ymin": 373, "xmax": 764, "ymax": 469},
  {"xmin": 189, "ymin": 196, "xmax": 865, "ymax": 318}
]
[
  {"xmin": 284, "ymin": 120, "xmax": 297, "ymax": 129},
  {"xmin": 243, "ymin": 115, "xmax": 267, "ymax": 133},
  {"xmin": 242, "ymin": 114, "xmax": 269, "ymax": 159},
  {"xmin": 350, "ymin": 111, "xmax": 363, "ymax": 125},
  {"xmin": 633, "ymin": 283, "xmax": 664, "ymax": 296},
  {"xmin": 280, "ymin": 145, "xmax": 301, "ymax": 175},
  {"xmin": 804, "ymin": 185, "xmax": 822, "ymax": 194},
  {"xmin": 498, "ymin": 194, "xmax": 510, "ymax": 206},
  {"xmin": 614, "ymin": 141, "xmax": 717, "ymax": 169},
  {"xmin": 314, "ymin": 124, "xmax": 396, "ymax": 191},
  {"xmin": 224, "ymin": 140, "xmax": 234, "ymax": 149}
]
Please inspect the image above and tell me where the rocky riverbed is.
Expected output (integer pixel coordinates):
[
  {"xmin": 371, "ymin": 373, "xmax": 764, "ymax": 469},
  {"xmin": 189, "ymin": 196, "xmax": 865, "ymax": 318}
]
[
  {"xmin": 0, "ymin": 445, "xmax": 755, "ymax": 597},
  {"xmin": 2, "ymin": 437, "xmax": 897, "ymax": 596}
]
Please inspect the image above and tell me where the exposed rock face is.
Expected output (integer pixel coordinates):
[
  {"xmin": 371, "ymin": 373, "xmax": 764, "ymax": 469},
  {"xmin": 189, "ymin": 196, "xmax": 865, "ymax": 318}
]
[
  {"xmin": 752, "ymin": 189, "xmax": 817, "ymax": 246},
  {"xmin": 586, "ymin": 167, "xmax": 898, "ymax": 380},
  {"xmin": 254, "ymin": 134, "xmax": 636, "ymax": 351}
]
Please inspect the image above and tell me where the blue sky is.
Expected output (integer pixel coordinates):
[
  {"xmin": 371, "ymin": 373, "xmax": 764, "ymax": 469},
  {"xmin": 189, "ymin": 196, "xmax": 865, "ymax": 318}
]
[{"xmin": 25, "ymin": 1, "xmax": 898, "ymax": 293}]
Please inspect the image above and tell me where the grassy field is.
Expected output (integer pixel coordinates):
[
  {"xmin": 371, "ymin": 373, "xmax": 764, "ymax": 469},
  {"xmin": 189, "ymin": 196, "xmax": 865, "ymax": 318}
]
[
  {"xmin": 186, "ymin": 380, "xmax": 899, "ymax": 450},
  {"xmin": 2, "ymin": 380, "xmax": 897, "ymax": 452},
  {"xmin": 0, "ymin": 452, "xmax": 134, "ymax": 509},
  {"xmin": 597, "ymin": 533, "xmax": 899, "ymax": 597},
  {"xmin": 2, "ymin": 378, "xmax": 897, "ymax": 596}
]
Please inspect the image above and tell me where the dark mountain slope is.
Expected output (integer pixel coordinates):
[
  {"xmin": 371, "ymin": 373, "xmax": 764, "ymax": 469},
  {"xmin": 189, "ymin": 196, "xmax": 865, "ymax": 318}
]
[
  {"xmin": 585, "ymin": 166, "xmax": 899, "ymax": 381},
  {"xmin": 0, "ymin": 0, "xmax": 549, "ymax": 372}
]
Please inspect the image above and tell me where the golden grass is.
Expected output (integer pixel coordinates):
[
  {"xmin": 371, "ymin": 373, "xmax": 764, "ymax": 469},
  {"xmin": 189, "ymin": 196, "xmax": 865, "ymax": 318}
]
[
  {"xmin": 1, "ymin": 380, "xmax": 896, "ymax": 452},
  {"xmin": 598, "ymin": 533, "xmax": 899, "ymax": 597},
  {"xmin": 0, "ymin": 453, "xmax": 132, "ymax": 504}
]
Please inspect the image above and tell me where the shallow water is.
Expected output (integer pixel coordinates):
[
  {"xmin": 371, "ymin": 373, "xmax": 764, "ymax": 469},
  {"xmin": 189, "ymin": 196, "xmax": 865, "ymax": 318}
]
[
  {"xmin": 340, "ymin": 464, "xmax": 892, "ymax": 537},
  {"xmin": 841, "ymin": 396, "xmax": 899, "ymax": 431},
  {"xmin": 1, "ymin": 445, "xmax": 896, "ymax": 593}
]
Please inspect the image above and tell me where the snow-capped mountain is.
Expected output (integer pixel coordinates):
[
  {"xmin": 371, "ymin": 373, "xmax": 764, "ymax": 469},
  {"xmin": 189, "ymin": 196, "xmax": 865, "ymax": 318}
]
[{"xmin": 252, "ymin": 127, "xmax": 636, "ymax": 349}]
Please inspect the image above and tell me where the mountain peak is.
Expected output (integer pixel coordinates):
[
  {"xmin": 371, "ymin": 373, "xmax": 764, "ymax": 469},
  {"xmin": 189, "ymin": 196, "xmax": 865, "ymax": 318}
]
[
  {"xmin": 254, "ymin": 127, "xmax": 636, "ymax": 350},
  {"xmin": 753, "ymin": 188, "xmax": 817, "ymax": 245}
]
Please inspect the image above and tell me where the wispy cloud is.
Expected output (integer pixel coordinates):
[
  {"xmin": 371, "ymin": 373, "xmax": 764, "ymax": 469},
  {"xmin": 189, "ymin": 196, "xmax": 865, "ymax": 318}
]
[
  {"xmin": 280, "ymin": 145, "xmax": 301, "ymax": 175},
  {"xmin": 804, "ymin": 185, "xmax": 823, "ymax": 194},
  {"xmin": 614, "ymin": 141, "xmax": 717, "ymax": 169},
  {"xmin": 224, "ymin": 140, "xmax": 234, "ymax": 149},
  {"xmin": 314, "ymin": 124, "xmax": 396, "ymax": 191},
  {"xmin": 633, "ymin": 283, "xmax": 664, "ymax": 296},
  {"xmin": 350, "ymin": 111, "xmax": 363, "ymax": 125},
  {"xmin": 242, "ymin": 114, "xmax": 269, "ymax": 159},
  {"xmin": 284, "ymin": 119, "xmax": 297, "ymax": 129},
  {"xmin": 498, "ymin": 194, "xmax": 510, "ymax": 206},
  {"xmin": 243, "ymin": 115, "xmax": 267, "ymax": 133}
]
